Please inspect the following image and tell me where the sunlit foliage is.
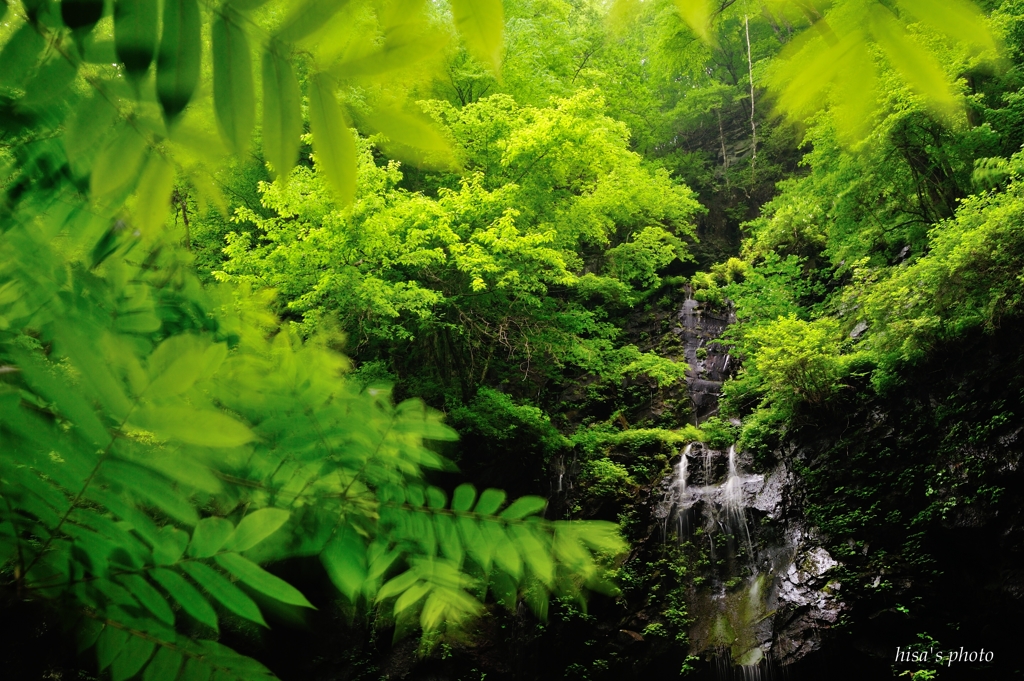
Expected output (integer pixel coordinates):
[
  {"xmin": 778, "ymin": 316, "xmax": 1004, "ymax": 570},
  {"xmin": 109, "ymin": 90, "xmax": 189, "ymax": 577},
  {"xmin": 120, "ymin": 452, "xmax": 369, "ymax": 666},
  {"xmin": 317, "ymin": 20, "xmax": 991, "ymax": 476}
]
[
  {"xmin": 0, "ymin": 1, "xmax": 628, "ymax": 679},
  {"xmin": 218, "ymin": 90, "xmax": 701, "ymax": 395}
]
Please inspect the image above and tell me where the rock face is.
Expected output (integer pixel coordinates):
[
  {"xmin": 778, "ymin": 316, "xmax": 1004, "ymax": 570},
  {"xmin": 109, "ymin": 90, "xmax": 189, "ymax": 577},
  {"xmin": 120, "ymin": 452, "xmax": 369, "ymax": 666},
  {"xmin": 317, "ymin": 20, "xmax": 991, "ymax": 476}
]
[
  {"xmin": 654, "ymin": 443, "xmax": 846, "ymax": 670},
  {"xmin": 676, "ymin": 289, "xmax": 735, "ymax": 423},
  {"xmin": 654, "ymin": 296, "xmax": 848, "ymax": 673}
]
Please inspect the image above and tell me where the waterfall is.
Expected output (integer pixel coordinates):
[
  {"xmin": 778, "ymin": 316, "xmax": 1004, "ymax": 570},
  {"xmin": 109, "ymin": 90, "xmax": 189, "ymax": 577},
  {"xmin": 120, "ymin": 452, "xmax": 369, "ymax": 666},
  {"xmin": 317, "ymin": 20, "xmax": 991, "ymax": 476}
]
[
  {"xmin": 659, "ymin": 442, "xmax": 768, "ymax": 673},
  {"xmin": 723, "ymin": 445, "xmax": 756, "ymax": 560},
  {"xmin": 722, "ymin": 445, "xmax": 742, "ymax": 514},
  {"xmin": 650, "ymin": 295, "xmax": 842, "ymax": 677},
  {"xmin": 671, "ymin": 444, "xmax": 692, "ymax": 538},
  {"xmin": 705, "ymin": 446, "xmax": 714, "ymax": 489},
  {"xmin": 672, "ymin": 444, "xmax": 692, "ymax": 497}
]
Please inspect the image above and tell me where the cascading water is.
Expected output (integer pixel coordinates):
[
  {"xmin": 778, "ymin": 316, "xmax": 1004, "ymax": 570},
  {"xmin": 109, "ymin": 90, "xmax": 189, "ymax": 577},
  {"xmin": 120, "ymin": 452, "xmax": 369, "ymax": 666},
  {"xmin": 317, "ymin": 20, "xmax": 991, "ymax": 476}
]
[
  {"xmin": 671, "ymin": 444, "xmax": 693, "ymax": 538},
  {"xmin": 672, "ymin": 444, "xmax": 691, "ymax": 497},
  {"xmin": 723, "ymin": 445, "xmax": 755, "ymax": 561},
  {"xmin": 722, "ymin": 445, "xmax": 741, "ymax": 513},
  {"xmin": 654, "ymin": 291, "xmax": 843, "ymax": 679},
  {"xmin": 659, "ymin": 442, "xmax": 771, "ymax": 678}
]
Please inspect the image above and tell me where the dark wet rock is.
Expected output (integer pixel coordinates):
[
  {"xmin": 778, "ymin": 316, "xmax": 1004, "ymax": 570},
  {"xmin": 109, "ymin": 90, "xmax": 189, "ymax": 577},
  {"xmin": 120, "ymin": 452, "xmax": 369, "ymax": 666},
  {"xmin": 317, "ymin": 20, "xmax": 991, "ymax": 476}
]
[
  {"xmin": 642, "ymin": 295, "xmax": 851, "ymax": 674},
  {"xmin": 674, "ymin": 289, "xmax": 736, "ymax": 423},
  {"xmin": 654, "ymin": 440, "xmax": 846, "ymax": 671}
]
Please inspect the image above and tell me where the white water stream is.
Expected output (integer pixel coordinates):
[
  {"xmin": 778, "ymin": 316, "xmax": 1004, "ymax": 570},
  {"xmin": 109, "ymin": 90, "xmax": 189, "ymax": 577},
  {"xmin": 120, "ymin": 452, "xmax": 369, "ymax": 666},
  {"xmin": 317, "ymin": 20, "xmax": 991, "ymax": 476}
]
[{"xmin": 663, "ymin": 442, "xmax": 769, "ymax": 679}]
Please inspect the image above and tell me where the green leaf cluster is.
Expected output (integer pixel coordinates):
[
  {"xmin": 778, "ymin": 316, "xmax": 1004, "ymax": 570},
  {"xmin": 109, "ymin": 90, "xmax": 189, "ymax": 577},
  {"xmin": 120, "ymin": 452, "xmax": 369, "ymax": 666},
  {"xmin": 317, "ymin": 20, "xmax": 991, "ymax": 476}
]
[
  {"xmin": 0, "ymin": 1, "xmax": 631, "ymax": 679},
  {"xmin": 218, "ymin": 90, "xmax": 701, "ymax": 395}
]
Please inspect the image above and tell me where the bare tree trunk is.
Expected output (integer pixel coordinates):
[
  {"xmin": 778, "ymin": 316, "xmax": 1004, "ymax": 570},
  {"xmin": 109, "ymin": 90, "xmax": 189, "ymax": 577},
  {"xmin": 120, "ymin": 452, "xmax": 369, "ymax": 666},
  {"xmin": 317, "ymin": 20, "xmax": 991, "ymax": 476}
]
[
  {"xmin": 717, "ymin": 107, "xmax": 730, "ymax": 188},
  {"xmin": 745, "ymin": 15, "xmax": 757, "ymax": 179},
  {"xmin": 173, "ymin": 188, "xmax": 192, "ymax": 251}
]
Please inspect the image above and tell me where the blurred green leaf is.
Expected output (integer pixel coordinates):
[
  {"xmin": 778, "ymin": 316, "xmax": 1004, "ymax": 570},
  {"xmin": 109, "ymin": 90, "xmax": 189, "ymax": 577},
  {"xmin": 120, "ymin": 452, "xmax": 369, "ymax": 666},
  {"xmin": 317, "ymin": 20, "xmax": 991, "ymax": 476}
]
[
  {"xmin": 673, "ymin": 0, "xmax": 713, "ymax": 42},
  {"xmin": 134, "ymin": 154, "xmax": 175, "ymax": 233},
  {"xmin": 90, "ymin": 126, "xmax": 149, "ymax": 200},
  {"xmin": 151, "ymin": 568, "xmax": 220, "ymax": 631},
  {"xmin": 114, "ymin": 0, "xmax": 159, "ymax": 81},
  {"xmin": 262, "ymin": 47, "xmax": 303, "ymax": 180},
  {"xmin": 215, "ymin": 552, "xmax": 315, "ymax": 607},
  {"xmin": 321, "ymin": 527, "xmax": 367, "ymax": 600},
  {"xmin": 452, "ymin": 484, "xmax": 476, "ymax": 512},
  {"xmin": 308, "ymin": 72, "xmax": 356, "ymax": 204},
  {"xmin": 156, "ymin": 0, "xmax": 202, "ymax": 122},
  {"xmin": 212, "ymin": 8, "xmax": 255, "ymax": 152},
  {"xmin": 110, "ymin": 634, "xmax": 156, "ymax": 681},
  {"xmin": 180, "ymin": 562, "xmax": 267, "ymax": 626},
  {"xmin": 141, "ymin": 647, "xmax": 183, "ymax": 681},
  {"xmin": 188, "ymin": 517, "xmax": 235, "ymax": 558},
  {"xmin": 499, "ymin": 496, "xmax": 546, "ymax": 520},
  {"xmin": 117, "ymin": 574, "xmax": 175, "ymax": 625},
  {"xmin": 224, "ymin": 508, "xmax": 291, "ymax": 552},
  {"xmin": 473, "ymin": 488, "xmax": 506, "ymax": 515},
  {"xmin": 274, "ymin": 0, "xmax": 351, "ymax": 44},
  {"xmin": 450, "ymin": 0, "xmax": 503, "ymax": 74},
  {"xmin": 96, "ymin": 626, "xmax": 130, "ymax": 671},
  {"xmin": 0, "ymin": 22, "xmax": 45, "ymax": 89},
  {"xmin": 128, "ymin": 406, "xmax": 254, "ymax": 448}
]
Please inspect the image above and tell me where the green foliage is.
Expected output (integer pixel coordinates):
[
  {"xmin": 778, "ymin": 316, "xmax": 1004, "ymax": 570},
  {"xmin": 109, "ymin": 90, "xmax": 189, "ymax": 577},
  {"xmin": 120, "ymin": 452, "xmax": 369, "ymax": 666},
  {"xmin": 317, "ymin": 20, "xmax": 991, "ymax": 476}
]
[
  {"xmin": 699, "ymin": 416, "xmax": 738, "ymax": 450},
  {"xmin": 571, "ymin": 424, "xmax": 701, "ymax": 458},
  {"xmin": 725, "ymin": 253, "xmax": 822, "ymax": 325},
  {"xmin": 727, "ymin": 315, "xmax": 857, "ymax": 415},
  {"xmin": 852, "ymin": 164, "xmax": 1024, "ymax": 372},
  {"xmin": 349, "ymin": 359, "xmax": 399, "ymax": 389},
  {"xmin": 0, "ymin": 2, "xmax": 631, "ymax": 679},
  {"xmin": 0, "ymin": 216, "xmax": 624, "ymax": 675},
  {"xmin": 733, "ymin": 404, "xmax": 788, "ymax": 460},
  {"xmin": 219, "ymin": 90, "xmax": 701, "ymax": 395},
  {"xmin": 578, "ymin": 459, "xmax": 636, "ymax": 499},
  {"xmin": 3, "ymin": 0, "xmax": 1018, "ymax": 675},
  {"xmin": 447, "ymin": 388, "xmax": 569, "ymax": 460},
  {"xmin": 691, "ymin": 257, "xmax": 747, "ymax": 306},
  {"xmin": 616, "ymin": 346, "xmax": 689, "ymax": 388},
  {"xmin": 741, "ymin": 104, "xmax": 993, "ymax": 269}
]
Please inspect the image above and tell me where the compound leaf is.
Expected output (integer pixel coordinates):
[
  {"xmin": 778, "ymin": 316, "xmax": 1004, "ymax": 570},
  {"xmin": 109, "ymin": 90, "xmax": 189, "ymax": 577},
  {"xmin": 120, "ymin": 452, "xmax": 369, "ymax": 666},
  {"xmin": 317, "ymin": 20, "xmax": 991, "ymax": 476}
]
[
  {"xmin": 223, "ymin": 508, "xmax": 291, "ymax": 553},
  {"xmin": 215, "ymin": 552, "xmax": 315, "ymax": 608},
  {"xmin": 180, "ymin": 562, "xmax": 267, "ymax": 627}
]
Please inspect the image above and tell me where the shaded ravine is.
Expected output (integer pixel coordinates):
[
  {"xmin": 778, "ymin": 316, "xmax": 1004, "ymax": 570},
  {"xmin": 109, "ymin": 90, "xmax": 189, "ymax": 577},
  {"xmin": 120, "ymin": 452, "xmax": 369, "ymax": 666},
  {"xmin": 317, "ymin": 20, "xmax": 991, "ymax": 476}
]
[{"xmin": 657, "ymin": 294, "xmax": 845, "ymax": 676}]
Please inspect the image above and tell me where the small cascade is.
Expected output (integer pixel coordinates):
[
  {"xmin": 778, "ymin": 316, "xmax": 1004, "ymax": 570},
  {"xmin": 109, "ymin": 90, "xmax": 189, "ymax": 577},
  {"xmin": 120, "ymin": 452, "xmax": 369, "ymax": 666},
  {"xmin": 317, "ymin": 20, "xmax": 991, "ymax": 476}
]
[
  {"xmin": 722, "ymin": 445, "xmax": 741, "ymax": 512},
  {"xmin": 660, "ymin": 443, "xmax": 760, "ymax": 549},
  {"xmin": 657, "ymin": 442, "xmax": 772, "ymax": 677},
  {"xmin": 704, "ymin": 446, "xmax": 714, "ymax": 489},
  {"xmin": 650, "ymin": 294, "xmax": 844, "ymax": 677},
  {"xmin": 671, "ymin": 444, "xmax": 693, "ymax": 537},
  {"xmin": 722, "ymin": 445, "xmax": 755, "ymax": 560},
  {"xmin": 672, "ymin": 444, "xmax": 692, "ymax": 497}
]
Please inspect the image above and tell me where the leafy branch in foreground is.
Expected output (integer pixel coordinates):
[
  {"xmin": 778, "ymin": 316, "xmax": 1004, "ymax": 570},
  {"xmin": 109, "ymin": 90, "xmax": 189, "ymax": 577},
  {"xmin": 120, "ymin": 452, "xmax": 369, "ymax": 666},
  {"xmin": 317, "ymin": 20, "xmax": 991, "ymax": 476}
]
[
  {"xmin": 0, "ymin": 0, "xmax": 626, "ymax": 679},
  {"xmin": 619, "ymin": 0, "xmax": 1000, "ymax": 141},
  {"xmin": 2, "ymin": 0, "xmax": 500, "ymax": 216},
  {"xmin": 0, "ymin": 221, "xmax": 624, "ymax": 678}
]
